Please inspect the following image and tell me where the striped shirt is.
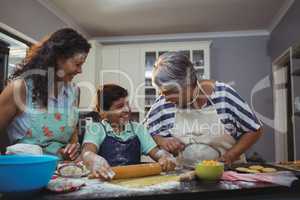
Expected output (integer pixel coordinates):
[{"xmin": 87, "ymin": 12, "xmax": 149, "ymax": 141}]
[{"xmin": 144, "ymin": 81, "xmax": 261, "ymax": 140}]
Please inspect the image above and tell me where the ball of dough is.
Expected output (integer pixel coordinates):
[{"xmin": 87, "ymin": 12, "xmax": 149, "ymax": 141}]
[
  {"xmin": 246, "ymin": 169, "xmax": 261, "ymax": 173},
  {"xmin": 235, "ymin": 167, "xmax": 249, "ymax": 173},
  {"xmin": 261, "ymin": 167, "xmax": 277, "ymax": 173},
  {"xmin": 59, "ymin": 165, "xmax": 83, "ymax": 177},
  {"xmin": 249, "ymin": 165, "xmax": 264, "ymax": 170}
]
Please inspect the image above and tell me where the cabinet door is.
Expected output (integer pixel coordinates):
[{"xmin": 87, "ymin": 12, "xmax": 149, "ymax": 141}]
[
  {"xmin": 101, "ymin": 46, "xmax": 120, "ymax": 85},
  {"xmin": 74, "ymin": 48, "xmax": 96, "ymax": 108},
  {"xmin": 119, "ymin": 46, "xmax": 142, "ymax": 111}
]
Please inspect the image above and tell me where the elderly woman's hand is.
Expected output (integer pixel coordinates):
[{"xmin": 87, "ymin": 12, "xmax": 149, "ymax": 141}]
[
  {"xmin": 156, "ymin": 149, "xmax": 177, "ymax": 172},
  {"xmin": 218, "ymin": 150, "xmax": 240, "ymax": 164},
  {"xmin": 155, "ymin": 136, "xmax": 185, "ymax": 156}
]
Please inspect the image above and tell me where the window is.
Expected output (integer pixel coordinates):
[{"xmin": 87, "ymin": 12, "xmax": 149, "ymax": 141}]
[{"xmin": 0, "ymin": 29, "xmax": 30, "ymax": 85}]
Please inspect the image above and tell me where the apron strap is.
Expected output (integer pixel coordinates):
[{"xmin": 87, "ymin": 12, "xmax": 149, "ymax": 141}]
[
  {"xmin": 197, "ymin": 81, "xmax": 216, "ymax": 108},
  {"xmin": 129, "ymin": 121, "xmax": 135, "ymax": 135},
  {"xmin": 100, "ymin": 120, "xmax": 108, "ymax": 135}
]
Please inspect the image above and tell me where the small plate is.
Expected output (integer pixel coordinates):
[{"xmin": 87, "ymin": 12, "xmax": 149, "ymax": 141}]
[{"xmin": 57, "ymin": 163, "xmax": 90, "ymax": 178}]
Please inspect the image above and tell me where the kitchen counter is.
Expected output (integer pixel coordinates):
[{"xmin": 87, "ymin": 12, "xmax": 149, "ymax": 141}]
[
  {"xmin": 2, "ymin": 163, "xmax": 300, "ymax": 200},
  {"xmin": 2, "ymin": 174, "xmax": 300, "ymax": 200}
]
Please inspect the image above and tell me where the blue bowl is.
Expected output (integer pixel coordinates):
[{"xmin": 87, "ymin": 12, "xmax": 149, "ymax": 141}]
[{"xmin": 0, "ymin": 155, "xmax": 58, "ymax": 192}]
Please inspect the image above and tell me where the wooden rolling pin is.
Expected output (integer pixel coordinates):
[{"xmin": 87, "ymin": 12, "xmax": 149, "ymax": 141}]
[{"xmin": 112, "ymin": 163, "xmax": 162, "ymax": 179}]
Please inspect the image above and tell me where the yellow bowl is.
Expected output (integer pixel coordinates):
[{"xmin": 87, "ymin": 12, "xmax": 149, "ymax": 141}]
[{"xmin": 195, "ymin": 161, "xmax": 224, "ymax": 181}]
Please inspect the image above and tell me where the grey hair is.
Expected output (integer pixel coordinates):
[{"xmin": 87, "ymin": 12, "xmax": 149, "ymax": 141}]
[{"xmin": 152, "ymin": 52, "xmax": 197, "ymax": 90}]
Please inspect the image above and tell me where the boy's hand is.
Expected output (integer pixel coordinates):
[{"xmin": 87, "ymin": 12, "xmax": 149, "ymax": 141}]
[{"xmin": 83, "ymin": 151, "xmax": 115, "ymax": 180}]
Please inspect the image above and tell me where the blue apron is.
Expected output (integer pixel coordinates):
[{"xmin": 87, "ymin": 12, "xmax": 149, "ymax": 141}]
[{"xmin": 98, "ymin": 122, "xmax": 141, "ymax": 166}]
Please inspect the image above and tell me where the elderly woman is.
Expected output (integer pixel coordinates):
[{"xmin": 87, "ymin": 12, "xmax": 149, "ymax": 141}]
[
  {"xmin": 0, "ymin": 28, "xmax": 91, "ymax": 160},
  {"xmin": 144, "ymin": 52, "xmax": 262, "ymax": 166}
]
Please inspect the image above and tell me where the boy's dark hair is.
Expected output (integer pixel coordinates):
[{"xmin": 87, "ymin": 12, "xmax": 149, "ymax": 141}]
[{"xmin": 96, "ymin": 84, "xmax": 128, "ymax": 111}]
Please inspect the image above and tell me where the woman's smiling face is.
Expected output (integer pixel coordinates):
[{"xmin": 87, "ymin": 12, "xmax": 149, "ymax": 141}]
[{"xmin": 57, "ymin": 53, "xmax": 87, "ymax": 82}]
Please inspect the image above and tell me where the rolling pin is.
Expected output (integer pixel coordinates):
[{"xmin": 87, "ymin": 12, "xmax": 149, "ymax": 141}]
[{"xmin": 112, "ymin": 163, "xmax": 162, "ymax": 179}]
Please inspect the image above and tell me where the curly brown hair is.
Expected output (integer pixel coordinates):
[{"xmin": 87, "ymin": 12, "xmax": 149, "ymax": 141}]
[{"xmin": 11, "ymin": 28, "xmax": 91, "ymax": 107}]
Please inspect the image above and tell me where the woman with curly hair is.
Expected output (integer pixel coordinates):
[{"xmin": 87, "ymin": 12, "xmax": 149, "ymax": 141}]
[{"xmin": 0, "ymin": 28, "xmax": 91, "ymax": 160}]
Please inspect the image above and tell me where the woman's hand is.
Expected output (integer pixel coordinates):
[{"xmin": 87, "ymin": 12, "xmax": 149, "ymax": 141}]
[
  {"xmin": 218, "ymin": 130, "xmax": 263, "ymax": 164},
  {"xmin": 60, "ymin": 143, "xmax": 81, "ymax": 161},
  {"xmin": 154, "ymin": 135, "xmax": 185, "ymax": 156},
  {"xmin": 83, "ymin": 151, "xmax": 115, "ymax": 180},
  {"xmin": 218, "ymin": 150, "xmax": 240, "ymax": 164}
]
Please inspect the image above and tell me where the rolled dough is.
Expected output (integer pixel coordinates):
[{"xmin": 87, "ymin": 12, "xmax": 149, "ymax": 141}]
[{"xmin": 110, "ymin": 175, "xmax": 180, "ymax": 188}]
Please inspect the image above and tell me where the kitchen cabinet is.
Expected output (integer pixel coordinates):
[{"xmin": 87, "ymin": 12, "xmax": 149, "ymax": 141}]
[
  {"xmin": 101, "ymin": 46, "xmax": 120, "ymax": 85},
  {"xmin": 119, "ymin": 46, "xmax": 143, "ymax": 112},
  {"xmin": 273, "ymin": 44, "xmax": 300, "ymax": 161},
  {"xmin": 291, "ymin": 46, "xmax": 300, "ymax": 160},
  {"xmin": 100, "ymin": 45, "xmax": 143, "ymax": 113},
  {"xmin": 141, "ymin": 41, "xmax": 211, "ymax": 116},
  {"xmin": 73, "ymin": 40, "xmax": 102, "ymax": 109}
]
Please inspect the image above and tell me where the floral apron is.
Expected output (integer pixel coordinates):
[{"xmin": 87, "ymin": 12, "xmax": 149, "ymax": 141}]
[{"xmin": 18, "ymin": 80, "xmax": 79, "ymax": 158}]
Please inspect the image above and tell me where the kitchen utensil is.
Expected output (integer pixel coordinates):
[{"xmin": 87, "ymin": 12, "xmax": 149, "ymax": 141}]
[
  {"xmin": 195, "ymin": 161, "xmax": 224, "ymax": 181},
  {"xmin": 0, "ymin": 155, "xmax": 58, "ymax": 192},
  {"xmin": 112, "ymin": 163, "xmax": 162, "ymax": 179}
]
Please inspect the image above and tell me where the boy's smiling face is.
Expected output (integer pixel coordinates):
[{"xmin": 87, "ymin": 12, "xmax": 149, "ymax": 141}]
[{"xmin": 107, "ymin": 97, "xmax": 131, "ymax": 125}]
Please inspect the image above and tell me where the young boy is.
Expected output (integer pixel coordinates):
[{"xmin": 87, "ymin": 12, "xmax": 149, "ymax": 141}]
[{"xmin": 81, "ymin": 84, "xmax": 176, "ymax": 180}]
